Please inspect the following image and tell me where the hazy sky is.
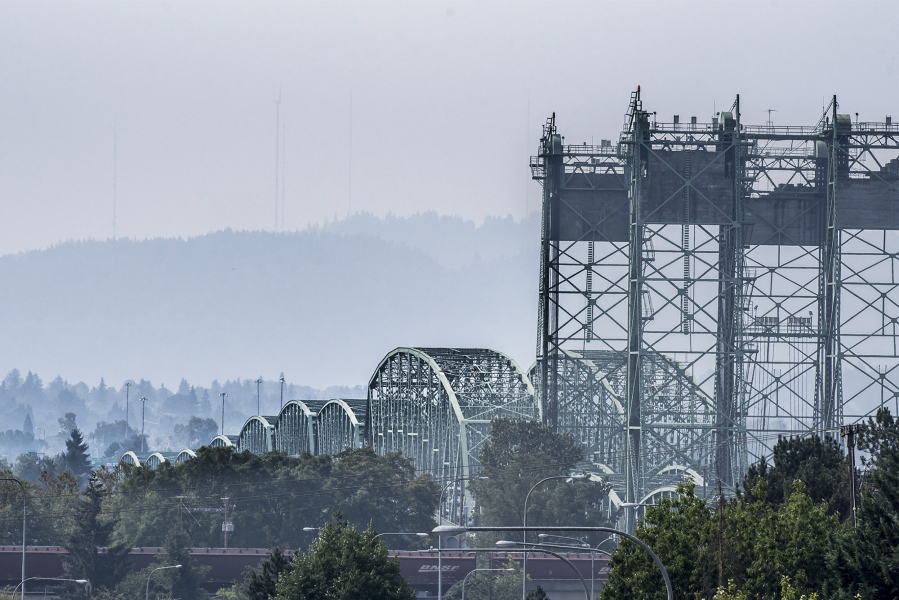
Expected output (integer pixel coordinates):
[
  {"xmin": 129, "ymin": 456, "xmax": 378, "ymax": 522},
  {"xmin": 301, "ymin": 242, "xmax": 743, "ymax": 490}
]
[{"xmin": 1, "ymin": 1, "xmax": 897, "ymax": 257}]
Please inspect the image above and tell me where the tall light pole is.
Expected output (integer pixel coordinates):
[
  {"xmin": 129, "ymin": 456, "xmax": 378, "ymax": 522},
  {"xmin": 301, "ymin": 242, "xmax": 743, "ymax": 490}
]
[
  {"xmin": 13, "ymin": 577, "xmax": 88, "ymax": 600},
  {"xmin": 279, "ymin": 376, "xmax": 285, "ymax": 411},
  {"xmin": 461, "ymin": 568, "xmax": 514, "ymax": 600},
  {"xmin": 522, "ymin": 474, "xmax": 587, "ymax": 599},
  {"xmin": 220, "ymin": 392, "xmax": 227, "ymax": 436},
  {"xmin": 1, "ymin": 478, "xmax": 26, "ymax": 600},
  {"xmin": 146, "ymin": 565, "xmax": 181, "ymax": 600},
  {"xmin": 437, "ymin": 475, "xmax": 488, "ymax": 600},
  {"xmin": 139, "ymin": 397, "xmax": 148, "ymax": 453},
  {"xmin": 255, "ymin": 378, "xmax": 262, "ymax": 415},
  {"xmin": 124, "ymin": 382, "xmax": 131, "ymax": 440}
]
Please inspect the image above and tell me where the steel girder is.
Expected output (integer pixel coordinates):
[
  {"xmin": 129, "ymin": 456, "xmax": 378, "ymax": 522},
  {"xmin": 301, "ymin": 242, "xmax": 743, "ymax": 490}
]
[
  {"xmin": 317, "ymin": 399, "xmax": 367, "ymax": 456},
  {"xmin": 238, "ymin": 416, "xmax": 277, "ymax": 454},
  {"xmin": 175, "ymin": 449, "xmax": 197, "ymax": 464},
  {"xmin": 532, "ymin": 91, "xmax": 899, "ymax": 525},
  {"xmin": 368, "ymin": 347, "xmax": 539, "ymax": 525},
  {"xmin": 275, "ymin": 400, "xmax": 320, "ymax": 455}
]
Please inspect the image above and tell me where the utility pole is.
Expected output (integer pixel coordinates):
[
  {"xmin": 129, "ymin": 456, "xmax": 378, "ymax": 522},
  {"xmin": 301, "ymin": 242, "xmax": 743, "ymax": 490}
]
[
  {"xmin": 717, "ymin": 482, "xmax": 725, "ymax": 589},
  {"xmin": 222, "ymin": 497, "xmax": 232, "ymax": 549},
  {"xmin": 841, "ymin": 424, "xmax": 861, "ymax": 528},
  {"xmin": 124, "ymin": 382, "xmax": 131, "ymax": 441},
  {"xmin": 220, "ymin": 392, "xmax": 227, "ymax": 436},
  {"xmin": 140, "ymin": 397, "xmax": 148, "ymax": 453}
]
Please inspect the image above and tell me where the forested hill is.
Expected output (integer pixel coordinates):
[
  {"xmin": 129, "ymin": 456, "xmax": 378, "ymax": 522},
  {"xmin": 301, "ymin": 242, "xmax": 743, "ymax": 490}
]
[{"xmin": 0, "ymin": 211, "xmax": 540, "ymax": 399}]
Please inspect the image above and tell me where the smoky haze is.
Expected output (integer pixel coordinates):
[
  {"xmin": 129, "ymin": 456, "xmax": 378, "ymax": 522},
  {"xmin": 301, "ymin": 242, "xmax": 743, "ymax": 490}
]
[
  {"xmin": 1, "ymin": 2, "xmax": 897, "ymax": 256},
  {"xmin": 0, "ymin": 2, "xmax": 897, "ymax": 459}
]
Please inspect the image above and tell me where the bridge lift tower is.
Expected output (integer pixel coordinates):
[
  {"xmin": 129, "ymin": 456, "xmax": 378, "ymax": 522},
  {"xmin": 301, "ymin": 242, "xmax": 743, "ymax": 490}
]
[{"xmin": 532, "ymin": 88, "xmax": 899, "ymax": 531}]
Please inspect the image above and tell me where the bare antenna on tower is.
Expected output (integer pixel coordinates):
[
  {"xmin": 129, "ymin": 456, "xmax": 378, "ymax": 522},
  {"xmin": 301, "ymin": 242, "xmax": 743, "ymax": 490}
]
[
  {"xmin": 274, "ymin": 87, "xmax": 281, "ymax": 232},
  {"xmin": 113, "ymin": 119, "xmax": 117, "ymax": 240},
  {"xmin": 348, "ymin": 90, "xmax": 353, "ymax": 218}
]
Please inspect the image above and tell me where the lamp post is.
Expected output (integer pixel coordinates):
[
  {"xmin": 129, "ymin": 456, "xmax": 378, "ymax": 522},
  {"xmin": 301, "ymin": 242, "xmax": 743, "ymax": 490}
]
[
  {"xmin": 146, "ymin": 564, "xmax": 181, "ymax": 600},
  {"xmin": 12, "ymin": 577, "xmax": 89, "ymax": 600},
  {"xmin": 496, "ymin": 540, "xmax": 590, "ymax": 600},
  {"xmin": 0, "ymin": 478, "xmax": 26, "ymax": 600},
  {"xmin": 508, "ymin": 538, "xmax": 614, "ymax": 599},
  {"xmin": 220, "ymin": 392, "xmax": 227, "ymax": 436},
  {"xmin": 255, "ymin": 378, "xmax": 262, "ymax": 415},
  {"xmin": 139, "ymin": 397, "xmax": 148, "ymax": 453},
  {"xmin": 437, "ymin": 525, "xmax": 672, "ymax": 600},
  {"xmin": 124, "ymin": 382, "xmax": 131, "ymax": 440},
  {"xmin": 461, "ymin": 568, "xmax": 514, "ymax": 600},
  {"xmin": 522, "ymin": 474, "xmax": 587, "ymax": 599},
  {"xmin": 279, "ymin": 376, "xmax": 285, "ymax": 410},
  {"xmin": 375, "ymin": 532, "xmax": 429, "ymax": 540},
  {"xmin": 436, "ymin": 475, "xmax": 488, "ymax": 600}
]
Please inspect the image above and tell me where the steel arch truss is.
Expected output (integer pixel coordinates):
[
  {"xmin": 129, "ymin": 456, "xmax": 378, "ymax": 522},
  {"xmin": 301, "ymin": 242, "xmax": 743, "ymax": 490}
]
[
  {"xmin": 275, "ymin": 400, "xmax": 319, "ymax": 456},
  {"xmin": 317, "ymin": 399, "xmax": 367, "ymax": 456},
  {"xmin": 368, "ymin": 347, "xmax": 539, "ymax": 525},
  {"xmin": 237, "ymin": 416, "xmax": 276, "ymax": 454}
]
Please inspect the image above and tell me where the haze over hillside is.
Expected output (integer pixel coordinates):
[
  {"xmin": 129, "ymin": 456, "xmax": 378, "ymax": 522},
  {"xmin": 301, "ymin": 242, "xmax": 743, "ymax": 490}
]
[{"xmin": 0, "ymin": 211, "xmax": 541, "ymax": 391}]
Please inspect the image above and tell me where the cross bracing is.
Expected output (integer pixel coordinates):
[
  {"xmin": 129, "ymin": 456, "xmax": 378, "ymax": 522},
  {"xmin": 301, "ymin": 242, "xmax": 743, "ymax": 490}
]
[
  {"xmin": 367, "ymin": 347, "xmax": 539, "ymax": 525},
  {"xmin": 532, "ymin": 91, "xmax": 899, "ymax": 530}
]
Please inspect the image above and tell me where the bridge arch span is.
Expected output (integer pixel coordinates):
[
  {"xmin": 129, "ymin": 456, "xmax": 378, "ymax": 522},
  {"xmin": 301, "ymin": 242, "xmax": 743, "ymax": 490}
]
[
  {"xmin": 275, "ymin": 400, "xmax": 319, "ymax": 456},
  {"xmin": 317, "ymin": 399, "xmax": 366, "ymax": 456},
  {"xmin": 238, "ymin": 416, "xmax": 276, "ymax": 454},
  {"xmin": 368, "ymin": 347, "xmax": 539, "ymax": 524}
]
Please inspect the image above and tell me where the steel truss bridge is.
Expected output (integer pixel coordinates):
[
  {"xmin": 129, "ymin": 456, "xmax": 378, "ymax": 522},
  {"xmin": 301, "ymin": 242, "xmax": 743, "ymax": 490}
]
[
  {"xmin": 532, "ymin": 88, "xmax": 899, "ymax": 530},
  {"xmin": 125, "ymin": 91, "xmax": 897, "ymax": 531},
  {"xmin": 124, "ymin": 348, "xmax": 539, "ymax": 524}
]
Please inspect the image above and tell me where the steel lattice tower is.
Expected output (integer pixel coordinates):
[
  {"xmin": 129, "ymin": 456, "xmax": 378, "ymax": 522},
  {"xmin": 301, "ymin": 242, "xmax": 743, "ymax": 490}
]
[{"xmin": 533, "ymin": 89, "xmax": 899, "ymax": 531}]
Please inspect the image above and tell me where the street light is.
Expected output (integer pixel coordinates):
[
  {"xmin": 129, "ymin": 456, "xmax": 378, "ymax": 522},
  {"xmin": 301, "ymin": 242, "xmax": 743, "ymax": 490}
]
[
  {"xmin": 139, "ymin": 397, "xmax": 149, "ymax": 453},
  {"xmin": 440, "ymin": 525, "xmax": 672, "ymax": 600},
  {"xmin": 461, "ymin": 568, "xmax": 514, "ymax": 600},
  {"xmin": 255, "ymin": 378, "xmax": 262, "ymax": 415},
  {"xmin": 302, "ymin": 527, "xmax": 320, "ymax": 532},
  {"xmin": 375, "ymin": 532, "xmax": 429, "ymax": 540},
  {"xmin": 436, "ymin": 475, "xmax": 488, "ymax": 600},
  {"xmin": 220, "ymin": 392, "xmax": 227, "ymax": 436},
  {"xmin": 146, "ymin": 565, "xmax": 181, "ymax": 600},
  {"xmin": 496, "ymin": 540, "xmax": 590, "ymax": 600},
  {"xmin": 502, "ymin": 538, "xmax": 613, "ymax": 599},
  {"xmin": 1, "ymin": 478, "xmax": 26, "ymax": 600},
  {"xmin": 13, "ymin": 578, "xmax": 88, "ymax": 600},
  {"xmin": 522, "ymin": 474, "xmax": 587, "ymax": 599},
  {"xmin": 124, "ymin": 381, "xmax": 131, "ymax": 440},
  {"xmin": 279, "ymin": 376, "xmax": 285, "ymax": 410}
]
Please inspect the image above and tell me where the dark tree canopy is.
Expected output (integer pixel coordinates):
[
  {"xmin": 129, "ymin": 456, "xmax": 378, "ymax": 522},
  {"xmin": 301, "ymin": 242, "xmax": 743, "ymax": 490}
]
[
  {"xmin": 826, "ymin": 408, "xmax": 899, "ymax": 599},
  {"xmin": 63, "ymin": 473, "xmax": 131, "ymax": 594},
  {"xmin": 107, "ymin": 446, "xmax": 439, "ymax": 550},
  {"xmin": 468, "ymin": 418, "xmax": 613, "ymax": 545},
  {"xmin": 740, "ymin": 434, "xmax": 849, "ymax": 519},
  {"xmin": 274, "ymin": 517, "xmax": 414, "ymax": 600}
]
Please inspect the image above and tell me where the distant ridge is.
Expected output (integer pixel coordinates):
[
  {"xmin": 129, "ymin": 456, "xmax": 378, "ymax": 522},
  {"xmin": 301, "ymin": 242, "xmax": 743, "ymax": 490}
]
[{"xmin": 0, "ymin": 212, "xmax": 539, "ymax": 392}]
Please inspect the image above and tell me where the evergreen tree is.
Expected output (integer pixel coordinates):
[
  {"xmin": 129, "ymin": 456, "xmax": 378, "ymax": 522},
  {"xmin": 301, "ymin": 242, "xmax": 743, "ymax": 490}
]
[
  {"xmin": 63, "ymin": 474, "xmax": 131, "ymax": 594},
  {"xmin": 247, "ymin": 548, "xmax": 290, "ymax": 600},
  {"xmin": 275, "ymin": 516, "xmax": 414, "ymax": 600},
  {"xmin": 740, "ymin": 434, "xmax": 849, "ymax": 519},
  {"xmin": 826, "ymin": 408, "xmax": 899, "ymax": 599},
  {"xmin": 64, "ymin": 428, "xmax": 92, "ymax": 479},
  {"xmin": 23, "ymin": 413, "xmax": 34, "ymax": 437}
]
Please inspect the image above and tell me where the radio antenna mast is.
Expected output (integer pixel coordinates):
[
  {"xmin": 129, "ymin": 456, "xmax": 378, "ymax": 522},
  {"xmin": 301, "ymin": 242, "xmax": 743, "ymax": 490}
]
[
  {"xmin": 113, "ymin": 119, "xmax": 117, "ymax": 240},
  {"xmin": 274, "ymin": 87, "xmax": 281, "ymax": 232}
]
